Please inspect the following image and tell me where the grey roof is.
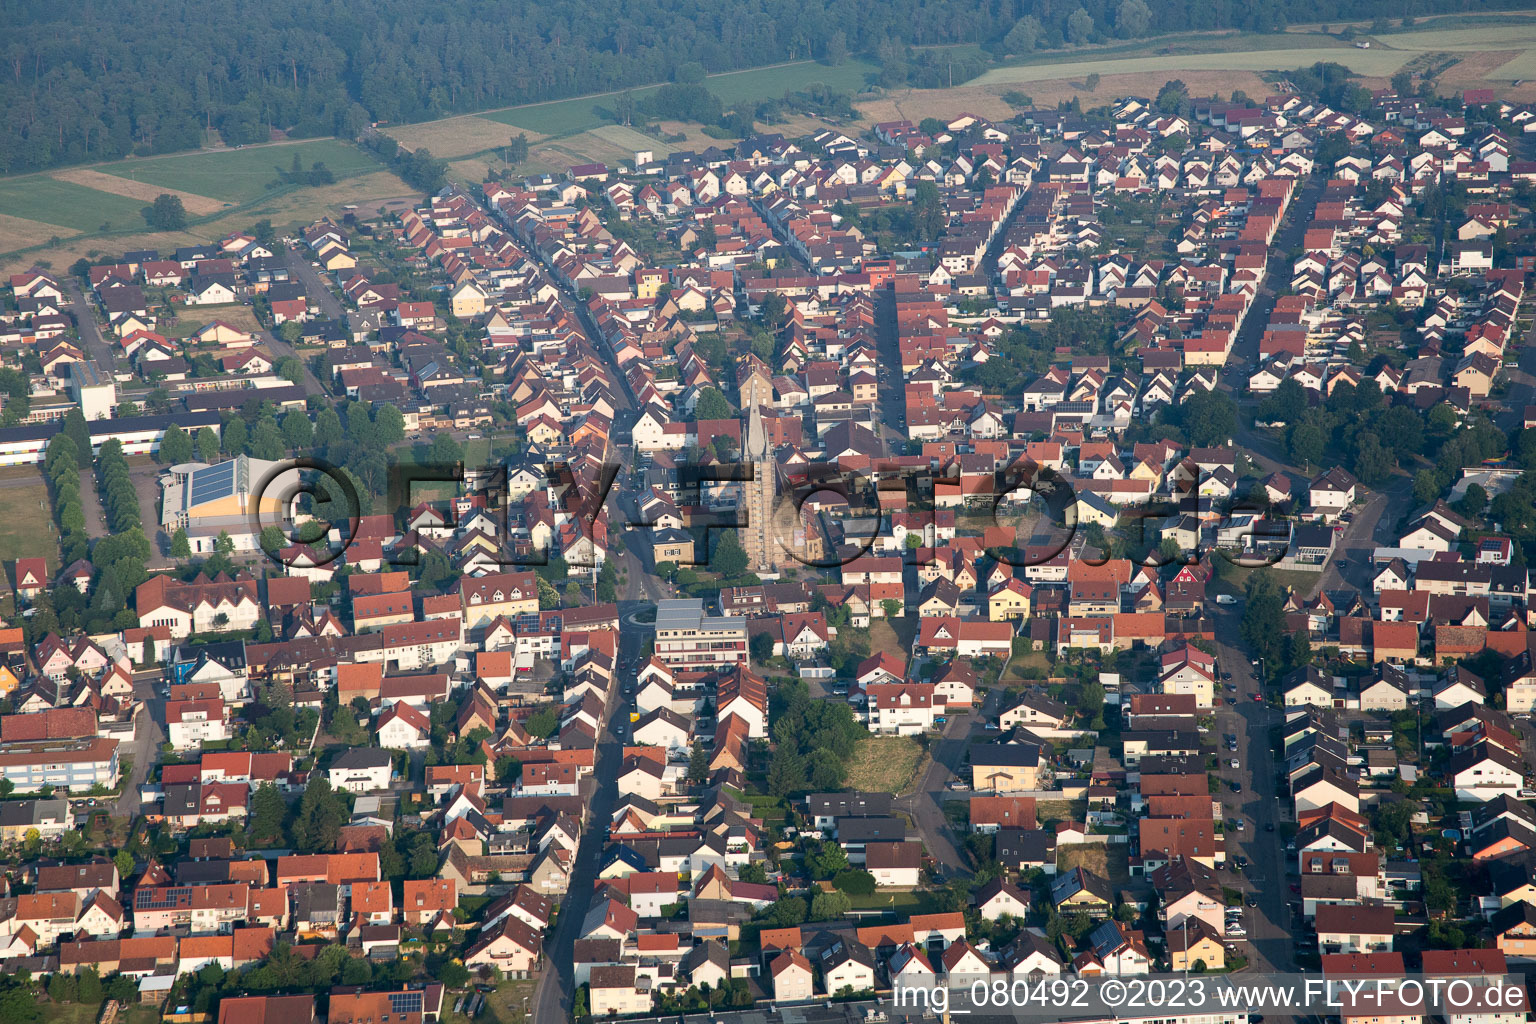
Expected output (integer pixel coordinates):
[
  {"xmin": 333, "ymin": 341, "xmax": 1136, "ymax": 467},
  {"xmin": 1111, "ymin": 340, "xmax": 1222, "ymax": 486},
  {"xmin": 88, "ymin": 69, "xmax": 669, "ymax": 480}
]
[{"xmin": 331, "ymin": 747, "xmax": 393, "ymax": 770}]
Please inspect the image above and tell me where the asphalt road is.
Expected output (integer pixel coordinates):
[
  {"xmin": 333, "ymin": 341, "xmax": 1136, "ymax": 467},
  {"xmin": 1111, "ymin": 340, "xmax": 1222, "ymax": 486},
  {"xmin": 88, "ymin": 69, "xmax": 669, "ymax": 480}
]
[
  {"xmin": 79, "ymin": 466, "xmax": 109, "ymax": 539},
  {"xmin": 892, "ymin": 694, "xmax": 1001, "ymax": 879},
  {"xmin": 112, "ymin": 670, "xmax": 167, "ymax": 818},
  {"xmin": 528, "ymin": 601, "xmax": 636, "ymax": 1024},
  {"xmin": 1210, "ymin": 608, "xmax": 1296, "ymax": 976},
  {"xmin": 284, "ymin": 245, "xmax": 346, "ymax": 321},
  {"xmin": 65, "ymin": 281, "xmax": 121, "ymax": 371}
]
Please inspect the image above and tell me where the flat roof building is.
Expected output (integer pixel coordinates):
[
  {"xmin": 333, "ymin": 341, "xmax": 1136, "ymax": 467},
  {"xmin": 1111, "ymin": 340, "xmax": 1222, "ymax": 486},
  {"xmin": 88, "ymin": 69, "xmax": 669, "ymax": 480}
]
[{"xmin": 653, "ymin": 598, "xmax": 749, "ymax": 671}]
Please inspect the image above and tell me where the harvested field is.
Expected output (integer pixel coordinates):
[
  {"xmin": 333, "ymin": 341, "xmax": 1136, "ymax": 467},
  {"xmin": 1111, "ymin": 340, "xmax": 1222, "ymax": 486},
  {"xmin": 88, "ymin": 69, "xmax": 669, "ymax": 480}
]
[
  {"xmin": 0, "ymin": 169, "xmax": 416, "ymax": 276},
  {"xmin": 973, "ymin": 47, "xmax": 1412, "ymax": 87},
  {"xmin": 857, "ymin": 68, "xmax": 1274, "ymax": 126},
  {"xmin": 50, "ymin": 167, "xmax": 227, "ymax": 216},
  {"xmin": 95, "ymin": 139, "xmax": 383, "ymax": 204},
  {"xmin": 386, "ymin": 115, "xmax": 543, "ymax": 161},
  {"xmin": 0, "ymin": 212, "xmax": 75, "ymax": 252}
]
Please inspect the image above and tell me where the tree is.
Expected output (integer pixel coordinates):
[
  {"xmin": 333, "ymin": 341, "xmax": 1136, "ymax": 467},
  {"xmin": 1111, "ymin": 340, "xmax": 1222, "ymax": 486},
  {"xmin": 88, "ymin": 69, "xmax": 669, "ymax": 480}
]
[
  {"xmin": 374, "ymin": 404, "xmax": 406, "ymax": 445},
  {"xmin": 833, "ymin": 868, "xmax": 877, "ymax": 895},
  {"xmin": 438, "ymin": 961, "xmax": 470, "ymax": 989},
  {"xmin": 810, "ymin": 889, "xmax": 852, "ymax": 921},
  {"xmin": 275, "ymin": 355, "xmax": 304, "ymax": 384},
  {"xmin": 1240, "ymin": 571, "xmax": 1288, "ymax": 678},
  {"xmin": 1178, "ymin": 390, "xmax": 1237, "ymax": 447},
  {"xmin": 911, "ymin": 179, "xmax": 944, "ymax": 240},
  {"xmin": 693, "ymin": 386, "xmax": 733, "ymax": 421},
  {"xmin": 1066, "ymin": 7, "xmax": 1096, "ymax": 44},
  {"xmin": 806, "ymin": 838, "xmax": 850, "ymax": 880},
  {"xmin": 429, "ymin": 432, "xmax": 463, "ymax": 466},
  {"xmin": 0, "ymin": 982, "xmax": 41, "ymax": 1024},
  {"xmin": 145, "ymin": 193, "xmax": 188, "ymax": 231},
  {"xmin": 222, "ymin": 417, "xmax": 247, "ymax": 455},
  {"xmin": 766, "ymin": 896, "xmax": 807, "ymax": 928},
  {"xmin": 1116, "ymin": 0, "xmax": 1153, "ymax": 37},
  {"xmin": 525, "ymin": 706, "xmax": 559, "ymax": 739},
  {"xmin": 282, "ymin": 410, "xmax": 313, "ymax": 450},
  {"xmin": 195, "ymin": 426, "xmax": 220, "ymax": 463},
  {"xmin": 1456, "ymin": 483, "xmax": 1488, "ymax": 519},
  {"xmin": 170, "ymin": 528, "xmax": 191, "ymax": 559},
  {"xmin": 113, "ymin": 848, "xmax": 135, "ymax": 881},
  {"xmin": 687, "ymin": 744, "xmax": 709, "ymax": 785},
  {"xmin": 1156, "ymin": 79, "xmax": 1191, "ymax": 116},
  {"xmin": 159, "ymin": 423, "xmax": 193, "ymax": 464},
  {"xmin": 315, "ymin": 407, "xmax": 344, "ymax": 448},
  {"xmin": 767, "ymin": 747, "xmax": 806, "ymax": 796},
  {"xmin": 1413, "ymin": 469, "xmax": 1441, "ymax": 506},
  {"xmin": 711, "ymin": 530, "xmax": 749, "ymax": 578},
  {"xmin": 291, "ymin": 777, "xmax": 348, "ymax": 852},
  {"xmin": 249, "ymin": 781, "xmax": 287, "ymax": 845},
  {"xmin": 63, "ymin": 408, "xmax": 92, "ymax": 460},
  {"xmin": 1352, "ymin": 433, "xmax": 1394, "ymax": 486},
  {"xmin": 1003, "ymin": 15, "xmax": 1043, "ymax": 54},
  {"xmin": 506, "ymin": 133, "xmax": 530, "ymax": 166},
  {"xmin": 1288, "ymin": 423, "xmax": 1326, "ymax": 466},
  {"xmin": 76, "ymin": 967, "xmax": 102, "ymax": 1006},
  {"xmin": 1084, "ymin": 73, "xmax": 1101, "ymax": 92},
  {"xmin": 250, "ymin": 417, "xmax": 286, "ymax": 460}
]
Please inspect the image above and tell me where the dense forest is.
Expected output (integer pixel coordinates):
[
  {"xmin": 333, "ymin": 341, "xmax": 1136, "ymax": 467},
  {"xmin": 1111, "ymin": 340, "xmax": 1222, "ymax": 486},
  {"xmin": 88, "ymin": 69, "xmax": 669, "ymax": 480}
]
[{"xmin": 0, "ymin": 0, "xmax": 1488, "ymax": 174}]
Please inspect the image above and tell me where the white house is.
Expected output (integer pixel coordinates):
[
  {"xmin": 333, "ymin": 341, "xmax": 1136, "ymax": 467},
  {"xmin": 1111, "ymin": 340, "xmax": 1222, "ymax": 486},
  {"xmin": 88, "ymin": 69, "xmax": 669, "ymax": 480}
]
[{"xmin": 327, "ymin": 748, "xmax": 394, "ymax": 794}]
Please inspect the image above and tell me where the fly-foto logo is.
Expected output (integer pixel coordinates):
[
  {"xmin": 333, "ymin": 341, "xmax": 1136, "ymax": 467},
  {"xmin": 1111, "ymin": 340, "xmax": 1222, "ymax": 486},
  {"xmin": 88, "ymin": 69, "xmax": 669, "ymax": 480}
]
[{"xmin": 244, "ymin": 453, "xmax": 1296, "ymax": 573}]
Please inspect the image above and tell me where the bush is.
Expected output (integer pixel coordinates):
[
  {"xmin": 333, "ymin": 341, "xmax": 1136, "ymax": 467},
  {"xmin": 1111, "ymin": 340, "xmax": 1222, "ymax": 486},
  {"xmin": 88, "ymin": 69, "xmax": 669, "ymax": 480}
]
[{"xmin": 832, "ymin": 868, "xmax": 877, "ymax": 895}]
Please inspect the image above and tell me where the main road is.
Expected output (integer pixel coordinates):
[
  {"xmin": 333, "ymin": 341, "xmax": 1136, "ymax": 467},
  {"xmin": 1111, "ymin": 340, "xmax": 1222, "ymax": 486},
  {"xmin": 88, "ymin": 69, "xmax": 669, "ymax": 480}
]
[
  {"xmin": 528, "ymin": 602, "xmax": 636, "ymax": 1024},
  {"xmin": 1211, "ymin": 601, "xmax": 1296, "ymax": 976}
]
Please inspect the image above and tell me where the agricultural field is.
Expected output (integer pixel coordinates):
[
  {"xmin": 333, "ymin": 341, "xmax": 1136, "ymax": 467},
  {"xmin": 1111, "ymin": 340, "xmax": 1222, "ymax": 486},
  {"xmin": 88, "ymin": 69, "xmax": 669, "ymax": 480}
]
[
  {"xmin": 973, "ymin": 46, "xmax": 1413, "ymax": 89},
  {"xmin": 0, "ymin": 138, "xmax": 404, "ymax": 269},
  {"xmin": 0, "ymin": 168, "xmax": 416, "ymax": 275},
  {"xmin": 480, "ymin": 58, "xmax": 879, "ymax": 136},
  {"xmin": 0, "ymin": 175, "xmax": 153, "ymax": 234},
  {"xmin": 381, "ymin": 114, "xmax": 538, "ymax": 162},
  {"xmin": 51, "ymin": 167, "xmax": 227, "ymax": 216},
  {"xmin": 93, "ymin": 138, "xmax": 386, "ymax": 204}
]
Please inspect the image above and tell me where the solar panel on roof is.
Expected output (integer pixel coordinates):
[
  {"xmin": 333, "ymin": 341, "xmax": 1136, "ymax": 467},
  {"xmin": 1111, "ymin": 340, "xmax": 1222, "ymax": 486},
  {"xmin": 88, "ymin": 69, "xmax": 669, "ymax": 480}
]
[
  {"xmin": 135, "ymin": 886, "xmax": 193, "ymax": 910},
  {"xmin": 388, "ymin": 992, "xmax": 423, "ymax": 1015},
  {"xmin": 188, "ymin": 459, "xmax": 238, "ymax": 507}
]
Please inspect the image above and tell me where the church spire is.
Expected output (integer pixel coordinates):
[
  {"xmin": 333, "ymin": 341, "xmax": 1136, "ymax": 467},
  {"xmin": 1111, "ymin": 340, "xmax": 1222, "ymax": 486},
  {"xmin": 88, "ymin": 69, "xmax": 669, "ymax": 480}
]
[{"xmin": 745, "ymin": 395, "xmax": 768, "ymax": 462}]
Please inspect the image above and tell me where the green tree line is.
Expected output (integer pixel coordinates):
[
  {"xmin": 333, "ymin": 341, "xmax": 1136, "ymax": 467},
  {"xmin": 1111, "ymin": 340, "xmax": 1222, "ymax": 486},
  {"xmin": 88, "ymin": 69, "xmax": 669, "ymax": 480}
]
[{"xmin": 0, "ymin": 0, "xmax": 1465, "ymax": 174}]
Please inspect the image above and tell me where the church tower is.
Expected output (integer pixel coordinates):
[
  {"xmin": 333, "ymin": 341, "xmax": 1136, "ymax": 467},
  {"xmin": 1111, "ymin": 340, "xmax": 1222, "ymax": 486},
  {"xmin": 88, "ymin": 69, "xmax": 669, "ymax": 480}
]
[{"xmin": 740, "ymin": 398, "xmax": 776, "ymax": 571}]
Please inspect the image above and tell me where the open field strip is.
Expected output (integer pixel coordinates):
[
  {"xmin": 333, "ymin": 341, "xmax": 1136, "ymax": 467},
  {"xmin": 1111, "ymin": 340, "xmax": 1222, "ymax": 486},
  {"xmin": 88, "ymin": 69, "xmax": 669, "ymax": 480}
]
[{"xmin": 50, "ymin": 167, "xmax": 227, "ymax": 216}]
